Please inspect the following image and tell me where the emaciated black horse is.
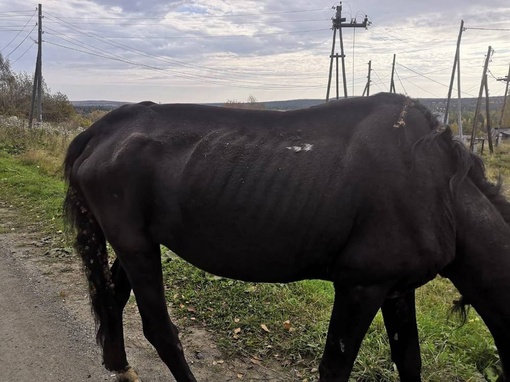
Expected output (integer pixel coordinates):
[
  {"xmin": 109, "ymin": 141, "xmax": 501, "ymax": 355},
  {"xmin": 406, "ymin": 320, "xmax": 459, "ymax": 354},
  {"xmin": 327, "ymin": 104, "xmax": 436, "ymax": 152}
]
[{"xmin": 63, "ymin": 93, "xmax": 510, "ymax": 382}]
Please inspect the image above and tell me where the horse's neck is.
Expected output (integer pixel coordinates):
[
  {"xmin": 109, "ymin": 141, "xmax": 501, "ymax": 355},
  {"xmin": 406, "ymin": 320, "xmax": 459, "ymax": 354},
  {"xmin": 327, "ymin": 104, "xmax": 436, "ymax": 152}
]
[
  {"xmin": 452, "ymin": 182, "xmax": 510, "ymax": 286},
  {"xmin": 447, "ymin": 181, "xmax": 510, "ymax": 377}
]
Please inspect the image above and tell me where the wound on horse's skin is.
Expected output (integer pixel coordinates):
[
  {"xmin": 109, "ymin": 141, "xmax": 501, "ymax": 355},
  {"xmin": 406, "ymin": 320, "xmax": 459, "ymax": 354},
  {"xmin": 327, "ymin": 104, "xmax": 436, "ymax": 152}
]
[{"xmin": 393, "ymin": 100, "xmax": 414, "ymax": 129}]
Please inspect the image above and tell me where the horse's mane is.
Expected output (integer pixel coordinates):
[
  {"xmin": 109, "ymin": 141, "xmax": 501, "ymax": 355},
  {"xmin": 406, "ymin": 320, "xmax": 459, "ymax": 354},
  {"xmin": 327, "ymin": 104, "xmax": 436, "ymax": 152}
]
[
  {"xmin": 410, "ymin": 97, "xmax": 510, "ymax": 225},
  {"xmin": 410, "ymin": 97, "xmax": 510, "ymax": 323}
]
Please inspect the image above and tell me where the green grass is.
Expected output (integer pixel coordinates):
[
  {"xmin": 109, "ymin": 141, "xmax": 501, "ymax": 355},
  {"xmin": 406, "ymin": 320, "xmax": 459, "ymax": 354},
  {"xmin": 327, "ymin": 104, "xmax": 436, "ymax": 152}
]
[
  {"xmin": 0, "ymin": 120, "xmax": 507, "ymax": 381},
  {"xmin": 0, "ymin": 151, "xmax": 66, "ymax": 236}
]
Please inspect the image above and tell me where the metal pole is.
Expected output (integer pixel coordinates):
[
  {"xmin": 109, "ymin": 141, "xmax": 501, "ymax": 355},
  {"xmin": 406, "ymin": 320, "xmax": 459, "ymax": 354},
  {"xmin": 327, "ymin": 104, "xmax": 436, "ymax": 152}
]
[
  {"xmin": 456, "ymin": 50, "xmax": 463, "ymax": 140},
  {"xmin": 499, "ymin": 63, "xmax": 510, "ymax": 128},
  {"xmin": 29, "ymin": 4, "xmax": 43, "ymax": 128},
  {"xmin": 390, "ymin": 54, "xmax": 396, "ymax": 93},
  {"xmin": 36, "ymin": 3, "xmax": 42, "ymax": 123},
  {"xmin": 335, "ymin": 54, "xmax": 339, "ymax": 100},
  {"xmin": 363, "ymin": 60, "xmax": 371, "ymax": 96},
  {"xmin": 326, "ymin": 28, "xmax": 337, "ymax": 102},
  {"xmin": 470, "ymin": 46, "xmax": 493, "ymax": 152},
  {"xmin": 338, "ymin": 19, "xmax": 348, "ymax": 98},
  {"xmin": 484, "ymin": 75, "xmax": 494, "ymax": 154},
  {"xmin": 444, "ymin": 20, "xmax": 464, "ymax": 125}
]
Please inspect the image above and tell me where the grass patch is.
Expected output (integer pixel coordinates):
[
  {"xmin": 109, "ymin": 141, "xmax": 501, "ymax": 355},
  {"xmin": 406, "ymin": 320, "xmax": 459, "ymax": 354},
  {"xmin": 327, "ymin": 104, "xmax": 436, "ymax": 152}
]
[
  {"xmin": 163, "ymin": 256, "xmax": 498, "ymax": 381},
  {"xmin": 0, "ymin": 151, "xmax": 66, "ymax": 236}
]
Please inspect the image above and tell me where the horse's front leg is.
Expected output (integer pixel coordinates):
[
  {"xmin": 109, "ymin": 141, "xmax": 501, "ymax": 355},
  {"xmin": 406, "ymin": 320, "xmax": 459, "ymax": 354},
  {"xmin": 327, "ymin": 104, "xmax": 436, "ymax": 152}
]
[
  {"xmin": 381, "ymin": 290, "xmax": 422, "ymax": 382},
  {"xmin": 319, "ymin": 283, "xmax": 388, "ymax": 382}
]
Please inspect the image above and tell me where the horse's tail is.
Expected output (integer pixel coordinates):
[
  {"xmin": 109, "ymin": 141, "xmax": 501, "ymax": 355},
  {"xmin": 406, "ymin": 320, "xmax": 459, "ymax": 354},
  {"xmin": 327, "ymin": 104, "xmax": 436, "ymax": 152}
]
[
  {"xmin": 63, "ymin": 130, "xmax": 114, "ymax": 348},
  {"xmin": 450, "ymin": 296, "xmax": 470, "ymax": 326}
]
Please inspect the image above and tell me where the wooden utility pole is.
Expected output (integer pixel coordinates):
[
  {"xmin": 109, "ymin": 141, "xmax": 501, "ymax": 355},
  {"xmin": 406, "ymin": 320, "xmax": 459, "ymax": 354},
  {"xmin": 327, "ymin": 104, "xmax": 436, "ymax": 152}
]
[
  {"xmin": 498, "ymin": 63, "xmax": 510, "ymax": 128},
  {"xmin": 389, "ymin": 54, "xmax": 396, "ymax": 93},
  {"xmin": 470, "ymin": 46, "xmax": 493, "ymax": 152},
  {"xmin": 362, "ymin": 60, "xmax": 372, "ymax": 96},
  {"xmin": 484, "ymin": 75, "xmax": 494, "ymax": 153},
  {"xmin": 29, "ymin": 3, "xmax": 43, "ymax": 128},
  {"xmin": 326, "ymin": 2, "xmax": 369, "ymax": 101},
  {"xmin": 444, "ymin": 20, "xmax": 465, "ymax": 126}
]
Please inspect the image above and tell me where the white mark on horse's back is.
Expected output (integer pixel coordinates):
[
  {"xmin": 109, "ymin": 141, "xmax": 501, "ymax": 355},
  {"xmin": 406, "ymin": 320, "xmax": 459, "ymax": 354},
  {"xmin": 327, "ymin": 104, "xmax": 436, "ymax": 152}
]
[{"xmin": 286, "ymin": 143, "xmax": 314, "ymax": 152}]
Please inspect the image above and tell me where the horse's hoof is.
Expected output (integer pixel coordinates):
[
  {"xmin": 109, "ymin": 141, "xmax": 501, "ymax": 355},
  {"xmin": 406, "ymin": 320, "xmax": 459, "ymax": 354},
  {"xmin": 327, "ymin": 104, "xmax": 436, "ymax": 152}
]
[{"xmin": 116, "ymin": 365, "xmax": 141, "ymax": 382}]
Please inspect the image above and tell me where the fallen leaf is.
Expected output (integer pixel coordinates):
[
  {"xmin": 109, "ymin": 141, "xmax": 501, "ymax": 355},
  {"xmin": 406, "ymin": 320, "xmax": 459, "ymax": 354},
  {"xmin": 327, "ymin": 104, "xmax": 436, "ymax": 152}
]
[
  {"xmin": 234, "ymin": 318, "xmax": 240, "ymax": 323},
  {"xmin": 237, "ymin": 373, "xmax": 244, "ymax": 379},
  {"xmin": 250, "ymin": 358, "xmax": 262, "ymax": 366},
  {"xmin": 283, "ymin": 320, "xmax": 292, "ymax": 330},
  {"xmin": 234, "ymin": 327, "xmax": 241, "ymax": 334},
  {"xmin": 260, "ymin": 324, "xmax": 270, "ymax": 333},
  {"xmin": 187, "ymin": 306, "xmax": 196, "ymax": 313}
]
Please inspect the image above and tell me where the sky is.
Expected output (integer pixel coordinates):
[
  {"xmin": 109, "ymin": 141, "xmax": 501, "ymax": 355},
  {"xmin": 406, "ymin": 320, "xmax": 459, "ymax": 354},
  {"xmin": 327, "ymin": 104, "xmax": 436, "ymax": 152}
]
[{"xmin": 0, "ymin": 0, "xmax": 509, "ymax": 105}]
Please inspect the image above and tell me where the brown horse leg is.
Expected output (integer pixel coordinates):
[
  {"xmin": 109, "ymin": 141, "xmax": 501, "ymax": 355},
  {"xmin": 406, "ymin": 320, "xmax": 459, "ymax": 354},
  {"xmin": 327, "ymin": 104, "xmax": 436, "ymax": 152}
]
[
  {"xmin": 117, "ymin": 243, "xmax": 197, "ymax": 382},
  {"xmin": 381, "ymin": 291, "xmax": 422, "ymax": 382},
  {"xmin": 319, "ymin": 283, "xmax": 388, "ymax": 382}
]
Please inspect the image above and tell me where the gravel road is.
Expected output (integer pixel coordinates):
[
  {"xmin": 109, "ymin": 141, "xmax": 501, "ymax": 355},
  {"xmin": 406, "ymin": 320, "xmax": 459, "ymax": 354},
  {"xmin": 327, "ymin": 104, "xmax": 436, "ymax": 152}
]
[{"xmin": 0, "ymin": 235, "xmax": 113, "ymax": 381}]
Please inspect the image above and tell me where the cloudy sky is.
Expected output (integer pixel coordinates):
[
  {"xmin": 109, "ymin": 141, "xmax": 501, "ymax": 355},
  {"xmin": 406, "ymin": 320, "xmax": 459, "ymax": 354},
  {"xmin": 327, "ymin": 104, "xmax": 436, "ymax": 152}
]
[{"xmin": 1, "ymin": 0, "xmax": 509, "ymax": 104}]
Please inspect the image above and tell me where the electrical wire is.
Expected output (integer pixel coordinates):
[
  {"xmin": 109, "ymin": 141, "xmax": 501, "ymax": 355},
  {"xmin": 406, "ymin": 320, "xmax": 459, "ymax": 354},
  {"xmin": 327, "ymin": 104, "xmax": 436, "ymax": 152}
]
[
  {"xmin": 47, "ymin": 7, "xmax": 329, "ymax": 20},
  {"xmin": 372, "ymin": 70, "xmax": 389, "ymax": 92},
  {"xmin": 44, "ymin": 12, "xmax": 327, "ymax": 83},
  {"xmin": 43, "ymin": 39, "xmax": 325, "ymax": 90},
  {"xmin": 11, "ymin": 41, "xmax": 35, "ymax": 64},
  {"xmin": 395, "ymin": 69, "xmax": 408, "ymax": 95},
  {"xmin": 465, "ymin": 27, "xmax": 510, "ymax": 31},
  {"xmin": 0, "ymin": 8, "xmax": 36, "ymax": 52},
  {"xmin": 5, "ymin": 22, "xmax": 37, "ymax": 58}
]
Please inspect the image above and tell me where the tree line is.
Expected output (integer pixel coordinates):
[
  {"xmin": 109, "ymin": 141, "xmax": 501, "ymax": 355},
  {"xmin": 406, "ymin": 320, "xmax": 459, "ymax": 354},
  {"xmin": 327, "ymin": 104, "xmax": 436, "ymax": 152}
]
[{"xmin": 0, "ymin": 53, "xmax": 77, "ymax": 124}]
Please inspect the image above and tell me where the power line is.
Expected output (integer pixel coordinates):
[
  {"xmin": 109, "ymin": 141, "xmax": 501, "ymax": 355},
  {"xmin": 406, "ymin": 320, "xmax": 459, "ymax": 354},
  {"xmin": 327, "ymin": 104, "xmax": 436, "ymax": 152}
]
[
  {"xmin": 45, "ymin": 18, "xmax": 330, "ymax": 26},
  {"xmin": 11, "ymin": 40, "xmax": 35, "ymax": 64},
  {"xmin": 45, "ymin": 7, "xmax": 329, "ymax": 20},
  {"xmin": 42, "ymin": 28, "xmax": 330, "ymax": 40},
  {"xmin": 465, "ymin": 27, "xmax": 510, "ymax": 31},
  {"xmin": 43, "ymin": 40, "xmax": 324, "ymax": 90},
  {"xmin": 44, "ymin": 12, "xmax": 326, "ymax": 84},
  {"xmin": 4, "ymin": 23, "xmax": 37, "ymax": 58},
  {"xmin": 0, "ymin": 9, "xmax": 36, "ymax": 53}
]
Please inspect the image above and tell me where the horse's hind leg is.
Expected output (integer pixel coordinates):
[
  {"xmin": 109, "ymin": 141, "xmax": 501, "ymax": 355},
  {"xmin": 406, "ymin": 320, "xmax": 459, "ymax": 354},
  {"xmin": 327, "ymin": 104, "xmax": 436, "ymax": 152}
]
[
  {"xmin": 114, "ymin": 241, "xmax": 196, "ymax": 382},
  {"xmin": 381, "ymin": 291, "xmax": 422, "ymax": 382},
  {"xmin": 102, "ymin": 258, "xmax": 139, "ymax": 381},
  {"xmin": 319, "ymin": 283, "xmax": 388, "ymax": 381}
]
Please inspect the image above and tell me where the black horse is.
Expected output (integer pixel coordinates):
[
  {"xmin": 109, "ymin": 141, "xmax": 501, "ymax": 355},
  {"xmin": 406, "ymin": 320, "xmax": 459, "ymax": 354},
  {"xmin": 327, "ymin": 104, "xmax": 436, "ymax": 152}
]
[{"xmin": 63, "ymin": 93, "xmax": 509, "ymax": 382}]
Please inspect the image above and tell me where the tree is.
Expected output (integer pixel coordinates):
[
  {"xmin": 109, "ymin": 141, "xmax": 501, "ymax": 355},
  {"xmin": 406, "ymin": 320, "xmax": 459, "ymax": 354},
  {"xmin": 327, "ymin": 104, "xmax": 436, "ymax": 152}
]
[
  {"xmin": 223, "ymin": 95, "xmax": 266, "ymax": 110},
  {"xmin": 0, "ymin": 53, "xmax": 76, "ymax": 122}
]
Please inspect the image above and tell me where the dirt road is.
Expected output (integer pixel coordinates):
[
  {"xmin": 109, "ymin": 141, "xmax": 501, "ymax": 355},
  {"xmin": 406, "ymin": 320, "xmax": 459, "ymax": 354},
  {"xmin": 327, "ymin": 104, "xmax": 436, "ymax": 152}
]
[
  {"xmin": 0, "ymin": 237, "xmax": 112, "ymax": 380},
  {"xmin": 0, "ymin": 203, "xmax": 291, "ymax": 382}
]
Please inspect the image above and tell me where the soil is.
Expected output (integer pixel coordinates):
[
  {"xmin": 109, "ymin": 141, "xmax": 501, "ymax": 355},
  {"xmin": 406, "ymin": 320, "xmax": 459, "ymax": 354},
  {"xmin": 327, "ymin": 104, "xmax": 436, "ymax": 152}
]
[{"xmin": 0, "ymin": 201, "xmax": 302, "ymax": 382}]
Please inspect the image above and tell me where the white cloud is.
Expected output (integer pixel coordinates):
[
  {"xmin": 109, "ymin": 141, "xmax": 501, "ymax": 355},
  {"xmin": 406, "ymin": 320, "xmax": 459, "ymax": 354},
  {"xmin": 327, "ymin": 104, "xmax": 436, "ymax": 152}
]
[{"xmin": 0, "ymin": 0, "xmax": 509, "ymax": 104}]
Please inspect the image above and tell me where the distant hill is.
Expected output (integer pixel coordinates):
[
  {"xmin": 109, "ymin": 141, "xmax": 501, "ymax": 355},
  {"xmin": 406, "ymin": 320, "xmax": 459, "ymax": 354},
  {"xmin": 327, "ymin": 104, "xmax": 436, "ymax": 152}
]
[
  {"xmin": 72, "ymin": 96, "xmax": 507, "ymax": 112},
  {"xmin": 72, "ymin": 100, "xmax": 130, "ymax": 109}
]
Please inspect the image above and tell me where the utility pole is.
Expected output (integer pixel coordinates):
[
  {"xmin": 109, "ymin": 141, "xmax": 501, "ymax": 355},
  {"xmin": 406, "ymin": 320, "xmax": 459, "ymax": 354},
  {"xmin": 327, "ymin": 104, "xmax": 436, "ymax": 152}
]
[
  {"xmin": 470, "ymin": 46, "xmax": 493, "ymax": 152},
  {"xmin": 29, "ymin": 4, "xmax": 43, "ymax": 128},
  {"xmin": 498, "ymin": 63, "xmax": 510, "ymax": 129},
  {"xmin": 389, "ymin": 54, "xmax": 396, "ymax": 93},
  {"xmin": 444, "ymin": 20, "xmax": 465, "ymax": 126},
  {"xmin": 362, "ymin": 60, "xmax": 372, "ymax": 96},
  {"xmin": 326, "ymin": 2, "xmax": 369, "ymax": 101},
  {"xmin": 484, "ymin": 75, "xmax": 494, "ymax": 154}
]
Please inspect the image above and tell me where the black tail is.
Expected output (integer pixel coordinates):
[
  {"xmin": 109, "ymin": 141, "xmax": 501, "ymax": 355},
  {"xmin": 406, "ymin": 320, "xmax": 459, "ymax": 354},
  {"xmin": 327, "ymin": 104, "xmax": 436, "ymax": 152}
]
[
  {"xmin": 450, "ymin": 296, "xmax": 470, "ymax": 326},
  {"xmin": 63, "ymin": 130, "xmax": 115, "ymax": 347}
]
